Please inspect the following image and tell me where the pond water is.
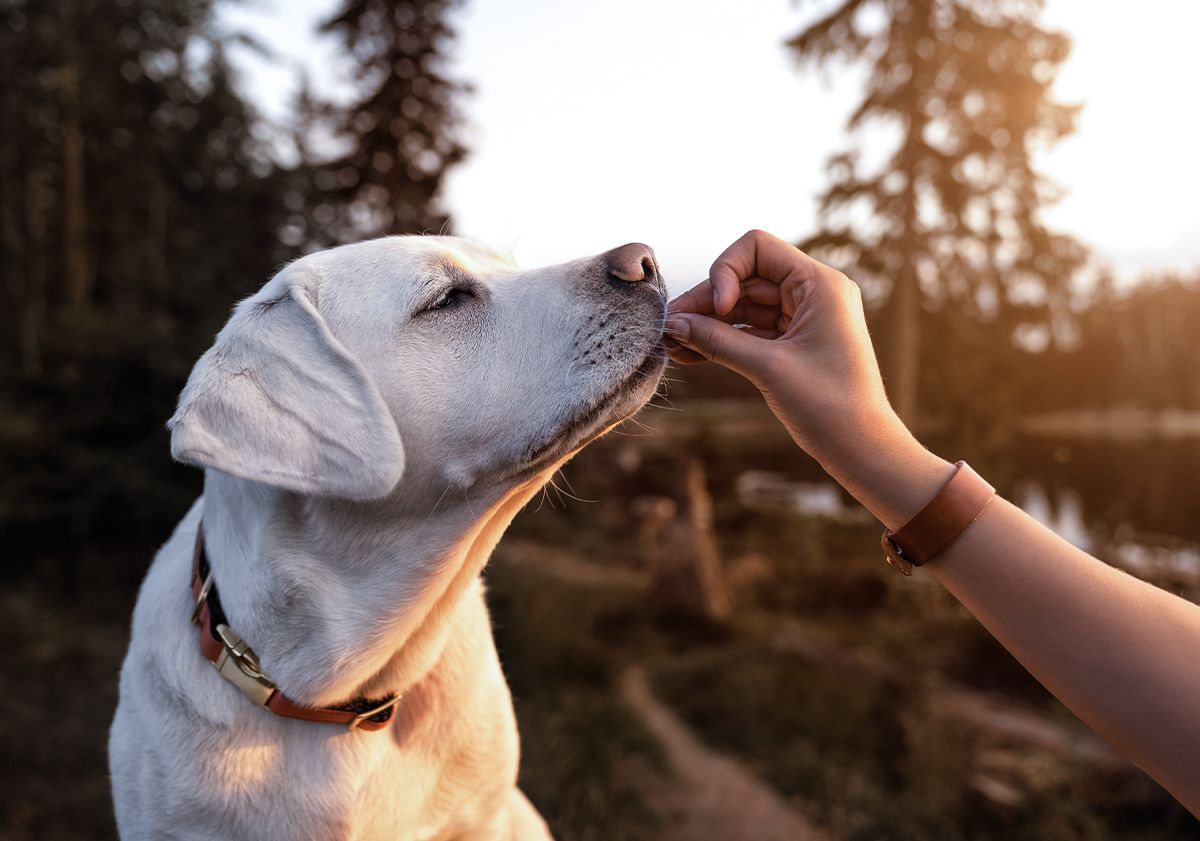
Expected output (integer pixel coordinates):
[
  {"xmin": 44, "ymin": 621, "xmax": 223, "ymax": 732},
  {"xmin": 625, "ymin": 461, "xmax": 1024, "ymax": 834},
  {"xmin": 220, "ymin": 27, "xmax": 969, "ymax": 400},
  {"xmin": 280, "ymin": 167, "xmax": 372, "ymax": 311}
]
[
  {"xmin": 681, "ymin": 421, "xmax": 1200, "ymax": 580},
  {"xmin": 1005, "ymin": 436, "xmax": 1200, "ymax": 546},
  {"xmin": 1005, "ymin": 436, "xmax": 1200, "ymax": 583}
]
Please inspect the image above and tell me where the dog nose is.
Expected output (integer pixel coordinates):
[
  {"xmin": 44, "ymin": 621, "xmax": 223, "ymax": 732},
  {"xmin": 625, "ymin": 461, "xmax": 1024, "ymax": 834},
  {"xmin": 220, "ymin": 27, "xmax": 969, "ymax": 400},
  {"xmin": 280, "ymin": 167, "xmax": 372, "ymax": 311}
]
[{"xmin": 604, "ymin": 243, "xmax": 658, "ymax": 283}]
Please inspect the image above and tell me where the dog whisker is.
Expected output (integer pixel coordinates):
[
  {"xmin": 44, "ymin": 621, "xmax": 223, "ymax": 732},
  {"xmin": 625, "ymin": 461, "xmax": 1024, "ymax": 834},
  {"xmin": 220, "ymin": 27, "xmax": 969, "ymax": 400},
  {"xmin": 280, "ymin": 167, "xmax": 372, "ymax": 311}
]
[
  {"xmin": 462, "ymin": 487, "xmax": 478, "ymax": 521},
  {"xmin": 411, "ymin": 484, "xmax": 453, "ymax": 540},
  {"xmin": 623, "ymin": 415, "xmax": 661, "ymax": 435},
  {"xmin": 533, "ymin": 483, "xmax": 552, "ymax": 513},
  {"xmin": 547, "ymin": 472, "xmax": 595, "ymax": 504}
]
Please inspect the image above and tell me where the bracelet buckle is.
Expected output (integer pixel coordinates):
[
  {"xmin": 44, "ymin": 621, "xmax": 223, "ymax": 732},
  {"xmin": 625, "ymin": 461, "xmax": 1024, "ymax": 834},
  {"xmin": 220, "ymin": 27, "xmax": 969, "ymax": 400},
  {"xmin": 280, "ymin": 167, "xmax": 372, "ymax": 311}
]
[{"xmin": 881, "ymin": 533, "xmax": 914, "ymax": 576}]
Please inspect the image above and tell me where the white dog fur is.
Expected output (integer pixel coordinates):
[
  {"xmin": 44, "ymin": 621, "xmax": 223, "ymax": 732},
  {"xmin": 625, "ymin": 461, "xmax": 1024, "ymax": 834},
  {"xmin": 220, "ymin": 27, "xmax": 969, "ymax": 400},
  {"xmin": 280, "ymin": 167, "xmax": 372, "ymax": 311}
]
[{"xmin": 108, "ymin": 235, "xmax": 667, "ymax": 840}]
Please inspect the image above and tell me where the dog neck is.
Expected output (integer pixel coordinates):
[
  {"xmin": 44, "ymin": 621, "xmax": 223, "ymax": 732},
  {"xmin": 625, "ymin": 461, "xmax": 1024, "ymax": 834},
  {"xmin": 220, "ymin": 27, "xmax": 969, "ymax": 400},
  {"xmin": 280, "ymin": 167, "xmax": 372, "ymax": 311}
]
[{"xmin": 198, "ymin": 467, "xmax": 554, "ymax": 709}]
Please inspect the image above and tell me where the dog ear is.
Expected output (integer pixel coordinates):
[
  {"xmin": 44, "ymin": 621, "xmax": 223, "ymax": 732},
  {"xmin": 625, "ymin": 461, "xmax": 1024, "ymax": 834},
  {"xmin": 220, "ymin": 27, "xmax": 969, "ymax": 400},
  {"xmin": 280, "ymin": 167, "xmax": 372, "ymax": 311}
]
[{"xmin": 167, "ymin": 263, "xmax": 405, "ymax": 500}]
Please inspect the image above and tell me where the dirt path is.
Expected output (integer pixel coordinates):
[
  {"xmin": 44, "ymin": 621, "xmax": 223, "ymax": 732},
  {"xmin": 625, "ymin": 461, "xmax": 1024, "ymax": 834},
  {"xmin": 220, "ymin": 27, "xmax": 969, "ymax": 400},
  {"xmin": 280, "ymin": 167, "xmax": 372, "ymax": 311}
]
[
  {"xmin": 620, "ymin": 666, "xmax": 829, "ymax": 841},
  {"xmin": 508, "ymin": 544, "xmax": 1125, "ymax": 813}
]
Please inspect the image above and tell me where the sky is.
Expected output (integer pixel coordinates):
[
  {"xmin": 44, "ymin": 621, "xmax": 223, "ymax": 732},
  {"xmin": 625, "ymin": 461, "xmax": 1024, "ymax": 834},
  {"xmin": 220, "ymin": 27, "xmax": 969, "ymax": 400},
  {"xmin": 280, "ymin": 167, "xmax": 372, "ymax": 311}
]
[{"xmin": 220, "ymin": 0, "xmax": 1200, "ymax": 296}]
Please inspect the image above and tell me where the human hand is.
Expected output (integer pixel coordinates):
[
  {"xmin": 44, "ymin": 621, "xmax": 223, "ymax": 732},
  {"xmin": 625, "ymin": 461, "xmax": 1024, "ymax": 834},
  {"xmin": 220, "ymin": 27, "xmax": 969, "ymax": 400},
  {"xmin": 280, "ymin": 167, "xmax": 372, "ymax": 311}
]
[{"xmin": 665, "ymin": 230, "xmax": 915, "ymax": 480}]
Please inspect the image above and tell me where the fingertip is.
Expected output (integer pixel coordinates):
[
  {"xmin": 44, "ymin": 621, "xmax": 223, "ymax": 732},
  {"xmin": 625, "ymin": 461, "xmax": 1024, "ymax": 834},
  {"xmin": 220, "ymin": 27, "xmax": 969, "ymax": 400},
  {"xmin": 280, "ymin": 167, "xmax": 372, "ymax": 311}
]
[
  {"xmin": 664, "ymin": 313, "xmax": 693, "ymax": 343},
  {"xmin": 712, "ymin": 283, "xmax": 734, "ymax": 316}
]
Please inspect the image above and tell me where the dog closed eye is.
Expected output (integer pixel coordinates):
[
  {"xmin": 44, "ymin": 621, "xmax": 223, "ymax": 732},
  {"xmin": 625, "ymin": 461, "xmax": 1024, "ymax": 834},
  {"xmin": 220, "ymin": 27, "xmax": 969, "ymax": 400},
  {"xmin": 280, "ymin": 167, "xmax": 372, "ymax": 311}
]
[
  {"xmin": 425, "ymin": 287, "xmax": 472, "ymax": 312},
  {"xmin": 415, "ymin": 263, "xmax": 484, "ymax": 317}
]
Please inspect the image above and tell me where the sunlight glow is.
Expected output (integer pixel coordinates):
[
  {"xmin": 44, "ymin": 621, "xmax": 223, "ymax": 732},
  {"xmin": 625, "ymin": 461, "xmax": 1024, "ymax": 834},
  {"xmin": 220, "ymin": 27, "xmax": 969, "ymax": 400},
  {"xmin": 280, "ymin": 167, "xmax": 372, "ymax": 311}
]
[
  {"xmin": 221, "ymin": 0, "xmax": 1200, "ymax": 290},
  {"xmin": 1039, "ymin": 0, "xmax": 1200, "ymax": 280}
]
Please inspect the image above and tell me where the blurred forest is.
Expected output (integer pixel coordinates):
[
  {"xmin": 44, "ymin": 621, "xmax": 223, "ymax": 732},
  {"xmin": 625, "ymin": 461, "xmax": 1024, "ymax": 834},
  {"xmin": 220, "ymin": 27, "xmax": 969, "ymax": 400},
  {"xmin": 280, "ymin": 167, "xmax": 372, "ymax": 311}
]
[
  {"xmin": 0, "ymin": 0, "xmax": 465, "ymax": 573},
  {"xmin": 2, "ymin": 0, "xmax": 1199, "ymax": 839}
]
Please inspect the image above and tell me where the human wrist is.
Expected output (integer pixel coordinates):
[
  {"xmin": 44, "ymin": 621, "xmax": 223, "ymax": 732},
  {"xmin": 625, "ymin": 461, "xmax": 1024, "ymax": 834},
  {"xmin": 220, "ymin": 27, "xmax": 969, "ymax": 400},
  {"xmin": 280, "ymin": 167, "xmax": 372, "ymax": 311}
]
[{"xmin": 815, "ymin": 407, "xmax": 955, "ymax": 531}]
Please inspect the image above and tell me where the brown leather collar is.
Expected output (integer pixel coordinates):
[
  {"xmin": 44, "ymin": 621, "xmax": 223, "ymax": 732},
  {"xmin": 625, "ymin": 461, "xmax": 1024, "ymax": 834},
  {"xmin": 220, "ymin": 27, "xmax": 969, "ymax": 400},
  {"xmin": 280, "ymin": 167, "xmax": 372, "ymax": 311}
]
[{"xmin": 190, "ymin": 523, "xmax": 400, "ymax": 732}]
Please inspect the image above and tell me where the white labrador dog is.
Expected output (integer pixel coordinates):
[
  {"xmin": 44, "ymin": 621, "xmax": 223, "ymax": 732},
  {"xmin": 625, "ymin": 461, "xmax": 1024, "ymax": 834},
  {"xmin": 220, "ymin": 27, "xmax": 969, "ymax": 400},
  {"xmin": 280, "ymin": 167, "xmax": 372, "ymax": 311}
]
[{"xmin": 109, "ymin": 235, "xmax": 667, "ymax": 840}]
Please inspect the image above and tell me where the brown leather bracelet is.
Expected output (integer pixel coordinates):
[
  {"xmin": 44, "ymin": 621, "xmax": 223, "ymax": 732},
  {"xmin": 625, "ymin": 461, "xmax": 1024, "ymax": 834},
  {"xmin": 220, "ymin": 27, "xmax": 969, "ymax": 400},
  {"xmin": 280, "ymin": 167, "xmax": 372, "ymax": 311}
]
[{"xmin": 882, "ymin": 461, "xmax": 995, "ymax": 575}]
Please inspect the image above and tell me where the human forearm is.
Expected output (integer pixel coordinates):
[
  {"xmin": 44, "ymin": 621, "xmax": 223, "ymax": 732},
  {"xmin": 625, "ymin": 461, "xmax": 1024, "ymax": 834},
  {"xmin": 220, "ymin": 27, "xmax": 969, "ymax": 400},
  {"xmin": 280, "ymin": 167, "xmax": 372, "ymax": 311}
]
[
  {"xmin": 804, "ymin": 407, "xmax": 955, "ymax": 531},
  {"xmin": 667, "ymin": 232, "xmax": 1200, "ymax": 811},
  {"xmin": 929, "ymin": 497, "xmax": 1200, "ymax": 812},
  {"xmin": 827, "ymin": 426, "xmax": 1200, "ymax": 812}
]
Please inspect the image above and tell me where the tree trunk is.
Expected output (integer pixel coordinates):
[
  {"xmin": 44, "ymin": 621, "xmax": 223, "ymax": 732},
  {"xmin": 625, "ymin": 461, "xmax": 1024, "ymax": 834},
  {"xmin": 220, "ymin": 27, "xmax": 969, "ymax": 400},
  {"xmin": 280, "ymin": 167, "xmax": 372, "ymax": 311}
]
[
  {"xmin": 21, "ymin": 166, "xmax": 49, "ymax": 379},
  {"xmin": 61, "ymin": 12, "xmax": 92, "ymax": 310},
  {"xmin": 2, "ymin": 149, "xmax": 35, "ymax": 376},
  {"xmin": 681, "ymin": 457, "xmax": 731, "ymax": 622},
  {"xmin": 888, "ymin": 260, "xmax": 920, "ymax": 426},
  {"xmin": 646, "ymin": 457, "xmax": 731, "ymax": 623},
  {"xmin": 888, "ymin": 16, "xmax": 930, "ymax": 429},
  {"xmin": 146, "ymin": 160, "xmax": 169, "ymax": 308}
]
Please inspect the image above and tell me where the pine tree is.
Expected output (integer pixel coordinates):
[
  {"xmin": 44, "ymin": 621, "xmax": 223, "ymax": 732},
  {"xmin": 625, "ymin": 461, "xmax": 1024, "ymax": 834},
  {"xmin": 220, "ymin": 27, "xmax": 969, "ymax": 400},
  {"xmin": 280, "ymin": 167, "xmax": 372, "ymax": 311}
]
[
  {"xmin": 788, "ymin": 0, "xmax": 1085, "ymax": 426},
  {"xmin": 320, "ymin": 0, "xmax": 468, "ymax": 240},
  {"xmin": 281, "ymin": 73, "xmax": 339, "ymax": 253},
  {"xmin": 0, "ymin": 0, "xmax": 291, "ymax": 571}
]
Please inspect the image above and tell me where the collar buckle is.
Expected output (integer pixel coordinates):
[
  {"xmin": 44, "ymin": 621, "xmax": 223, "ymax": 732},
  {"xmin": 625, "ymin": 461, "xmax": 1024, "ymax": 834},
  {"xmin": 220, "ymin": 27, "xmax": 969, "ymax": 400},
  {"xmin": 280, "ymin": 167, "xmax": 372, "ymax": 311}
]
[{"xmin": 213, "ymin": 623, "xmax": 278, "ymax": 707}]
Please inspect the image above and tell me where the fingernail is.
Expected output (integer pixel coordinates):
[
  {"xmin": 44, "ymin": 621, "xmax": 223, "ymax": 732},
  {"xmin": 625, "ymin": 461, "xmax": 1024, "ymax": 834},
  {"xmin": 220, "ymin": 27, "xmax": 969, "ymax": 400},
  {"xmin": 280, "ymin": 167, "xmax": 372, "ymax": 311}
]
[
  {"xmin": 664, "ymin": 316, "xmax": 690, "ymax": 342},
  {"xmin": 712, "ymin": 289, "xmax": 721, "ymax": 312}
]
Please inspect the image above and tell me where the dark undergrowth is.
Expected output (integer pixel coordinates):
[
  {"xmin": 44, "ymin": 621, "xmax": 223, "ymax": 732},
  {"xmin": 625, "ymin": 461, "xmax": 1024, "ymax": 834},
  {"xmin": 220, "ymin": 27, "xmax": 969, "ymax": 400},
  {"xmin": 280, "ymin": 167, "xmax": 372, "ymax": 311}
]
[
  {"xmin": 651, "ymin": 644, "xmax": 1200, "ymax": 841},
  {"xmin": 0, "ymin": 583, "xmax": 129, "ymax": 840},
  {"xmin": 6, "ymin": 435, "xmax": 1200, "ymax": 840},
  {"xmin": 485, "ymin": 553, "xmax": 669, "ymax": 841}
]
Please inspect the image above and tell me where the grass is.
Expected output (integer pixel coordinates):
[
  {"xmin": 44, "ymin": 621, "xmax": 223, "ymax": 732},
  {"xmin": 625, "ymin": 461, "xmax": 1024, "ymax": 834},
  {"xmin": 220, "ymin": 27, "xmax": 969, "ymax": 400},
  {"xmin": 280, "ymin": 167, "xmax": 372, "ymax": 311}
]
[
  {"xmin": 6, "ymin": 432, "xmax": 1199, "ymax": 840},
  {"xmin": 485, "ymin": 552, "xmax": 669, "ymax": 841},
  {"xmin": 650, "ymin": 643, "xmax": 1200, "ymax": 841},
  {"xmin": 0, "ymin": 584, "xmax": 129, "ymax": 841}
]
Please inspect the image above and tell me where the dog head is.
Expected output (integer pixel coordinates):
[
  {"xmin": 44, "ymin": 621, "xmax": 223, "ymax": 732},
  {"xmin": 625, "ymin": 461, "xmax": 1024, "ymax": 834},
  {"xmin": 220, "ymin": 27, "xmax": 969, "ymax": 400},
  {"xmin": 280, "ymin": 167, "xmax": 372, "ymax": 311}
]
[{"xmin": 168, "ymin": 236, "xmax": 667, "ymax": 503}]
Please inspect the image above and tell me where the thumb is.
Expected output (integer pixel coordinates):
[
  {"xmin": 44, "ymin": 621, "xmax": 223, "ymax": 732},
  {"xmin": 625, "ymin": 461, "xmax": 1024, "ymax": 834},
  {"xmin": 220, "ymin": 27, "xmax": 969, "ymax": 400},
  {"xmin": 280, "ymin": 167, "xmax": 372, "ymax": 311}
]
[{"xmin": 664, "ymin": 312, "xmax": 768, "ymax": 379}]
